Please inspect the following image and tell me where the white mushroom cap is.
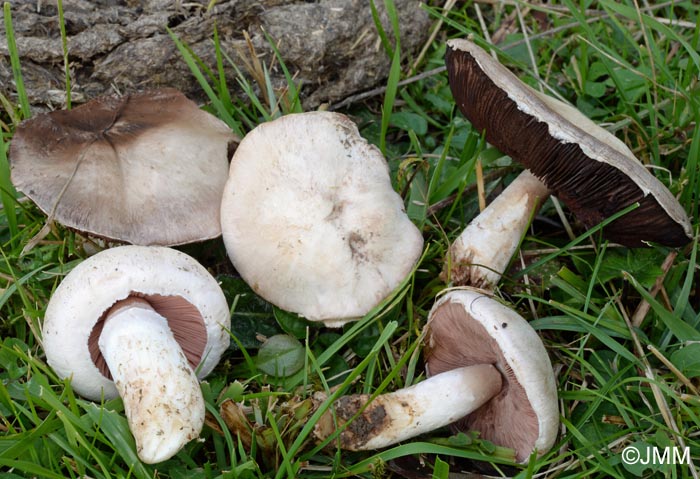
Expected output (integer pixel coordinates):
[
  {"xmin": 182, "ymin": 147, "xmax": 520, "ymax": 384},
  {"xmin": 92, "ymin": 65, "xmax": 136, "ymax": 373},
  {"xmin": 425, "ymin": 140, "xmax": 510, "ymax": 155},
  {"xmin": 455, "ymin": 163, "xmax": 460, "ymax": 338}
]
[
  {"xmin": 313, "ymin": 289, "xmax": 558, "ymax": 459},
  {"xmin": 42, "ymin": 245, "xmax": 231, "ymax": 401},
  {"xmin": 425, "ymin": 289, "xmax": 559, "ymax": 461},
  {"xmin": 220, "ymin": 111, "xmax": 424, "ymax": 326}
]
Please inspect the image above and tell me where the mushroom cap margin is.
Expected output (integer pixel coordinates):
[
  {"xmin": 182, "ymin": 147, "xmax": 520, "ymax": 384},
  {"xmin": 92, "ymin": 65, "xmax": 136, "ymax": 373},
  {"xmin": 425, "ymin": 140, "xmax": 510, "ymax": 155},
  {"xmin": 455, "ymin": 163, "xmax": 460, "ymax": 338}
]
[
  {"xmin": 9, "ymin": 88, "xmax": 237, "ymax": 246},
  {"xmin": 445, "ymin": 38, "xmax": 692, "ymax": 247}
]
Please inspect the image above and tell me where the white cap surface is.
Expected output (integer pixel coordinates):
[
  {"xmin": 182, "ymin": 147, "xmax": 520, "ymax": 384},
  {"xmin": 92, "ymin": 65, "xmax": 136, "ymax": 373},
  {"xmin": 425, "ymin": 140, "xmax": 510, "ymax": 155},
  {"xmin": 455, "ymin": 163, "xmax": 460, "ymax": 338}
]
[{"xmin": 221, "ymin": 111, "xmax": 423, "ymax": 325}]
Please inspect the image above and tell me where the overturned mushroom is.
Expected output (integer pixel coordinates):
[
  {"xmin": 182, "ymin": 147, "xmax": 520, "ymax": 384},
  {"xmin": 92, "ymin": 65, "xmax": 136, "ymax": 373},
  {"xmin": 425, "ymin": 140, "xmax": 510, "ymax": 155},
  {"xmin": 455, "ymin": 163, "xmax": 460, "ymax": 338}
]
[
  {"xmin": 446, "ymin": 38, "xmax": 692, "ymax": 247},
  {"xmin": 447, "ymin": 170, "xmax": 549, "ymax": 289},
  {"xmin": 42, "ymin": 246, "xmax": 230, "ymax": 463},
  {"xmin": 424, "ymin": 290, "xmax": 559, "ymax": 462},
  {"xmin": 10, "ymin": 88, "xmax": 238, "ymax": 246},
  {"xmin": 220, "ymin": 111, "xmax": 424, "ymax": 326},
  {"xmin": 313, "ymin": 290, "xmax": 558, "ymax": 461}
]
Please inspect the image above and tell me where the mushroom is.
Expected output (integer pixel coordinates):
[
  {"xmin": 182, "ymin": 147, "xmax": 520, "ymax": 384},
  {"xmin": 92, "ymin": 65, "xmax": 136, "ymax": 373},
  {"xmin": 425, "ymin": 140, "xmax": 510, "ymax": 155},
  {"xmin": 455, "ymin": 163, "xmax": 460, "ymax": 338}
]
[
  {"xmin": 447, "ymin": 170, "xmax": 549, "ymax": 289},
  {"xmin": 220, "ymin": 111, "xmax": 424, "ymax": 326},
  {"xmin": 42, "ymin": 245, "xmax": 231, "ymax": 463},
  {"xmin": 10, "ymin": 88, "xmax": 238, "ymax": 246},
  {"xmin": 423, "ymin": 290, "xmax": 559, "ymax": 462},
  {"xmin": 313, "ymin": 289, "xmax": 559, "ymax": 461},
  {"xmin": 445, "ymin": 38, "xmax": 692, "ymax": 247}
]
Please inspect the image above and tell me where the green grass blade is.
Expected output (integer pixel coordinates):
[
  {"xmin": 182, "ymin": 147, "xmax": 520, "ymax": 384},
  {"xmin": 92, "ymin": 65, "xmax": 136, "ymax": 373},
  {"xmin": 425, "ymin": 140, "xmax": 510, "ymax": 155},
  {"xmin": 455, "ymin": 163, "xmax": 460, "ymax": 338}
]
[
  {"xmin": 372, "ymin": 0, "xmax": 403, "ymax": 155},
  {"xmin": 432, "ymin": 456, "xmax": 450, "ymax": 478},
  {"xmin": 262, "ymin": 30, "xmax": 303, "ymax": 115},
  {"xmin": 0, "ymin": 459, "xmax": 67, "ymax": 479},
  {"xmin": 0, "ymin": 133, "xmax": 19, "ymax": 247},
  {"xmin": 600, "ymin": 0, "xmax": 700, "ymax": 72},
  {"xmin": 516, "ymin": 202, "xmax": 640, "ymax": 279},
  {"xmin": 273, "ymin": 322, "xmax": 400, "ymax": 479},
  {"xmin": 56, "ymin": 0, "xmax": 71, "ymax": 109},
  {"xmin": 380, "ymin": 46, "xmax": 401, "ymax": 155},
  {"xmin": 681, "ymin": 113, "xmax": 700, "ymax": 218},
  {"xmin": 625, "ymin": 271, "xmax": 700, "ymax": 342},
  {"xmin": 3, "ymin": 2, "xmax": 30, "ymax": 120},
  {"xmin": 344, "ymin": 442, "xmax": 517, "ymax": 476},
  {"xmin": 369, "ymin": 0, "xmax": 392, "ymax": 57},
  {"xmin": 673, "ymin": 233, "xmax": 698, "ymax": 316},
  {"xmin": 83, "ymin": 403, "xmax": 152, "ymax": 479},
  {"xmin": 544, "ymin": 301, "xmax": 638, "ymax": 363},
  {"xmin": 212, "ymin": 23, "xmax": 232, "ymax": 114},
  {"xmin": 166, "ymin": 27, "xmax": 242, "ymax": 136}
]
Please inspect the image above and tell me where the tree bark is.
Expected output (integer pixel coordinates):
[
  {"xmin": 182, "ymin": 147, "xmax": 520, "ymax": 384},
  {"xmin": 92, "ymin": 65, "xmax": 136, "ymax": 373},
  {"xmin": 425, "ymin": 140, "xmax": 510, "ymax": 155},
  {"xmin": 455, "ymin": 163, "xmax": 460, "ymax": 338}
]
[{"xmin": 0, "ymin": 0, "xmax": 431, "ymax": 113}]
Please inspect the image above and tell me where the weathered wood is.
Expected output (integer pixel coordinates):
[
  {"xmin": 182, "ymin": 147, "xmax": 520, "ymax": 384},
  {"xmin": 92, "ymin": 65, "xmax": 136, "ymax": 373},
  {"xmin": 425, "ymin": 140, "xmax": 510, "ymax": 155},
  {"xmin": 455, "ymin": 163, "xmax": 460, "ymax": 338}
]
[{"xmin": 0, "ymin": 0, "xmax": 431, "ymax": 112}]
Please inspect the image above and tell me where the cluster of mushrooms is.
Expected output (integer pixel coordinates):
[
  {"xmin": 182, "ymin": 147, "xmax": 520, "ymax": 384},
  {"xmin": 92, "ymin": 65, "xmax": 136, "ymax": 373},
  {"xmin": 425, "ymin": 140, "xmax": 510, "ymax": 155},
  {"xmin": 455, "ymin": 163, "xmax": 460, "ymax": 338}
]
[{"xmin": 9, "ymin": 38, "xmax": 692, "ymax": 466}]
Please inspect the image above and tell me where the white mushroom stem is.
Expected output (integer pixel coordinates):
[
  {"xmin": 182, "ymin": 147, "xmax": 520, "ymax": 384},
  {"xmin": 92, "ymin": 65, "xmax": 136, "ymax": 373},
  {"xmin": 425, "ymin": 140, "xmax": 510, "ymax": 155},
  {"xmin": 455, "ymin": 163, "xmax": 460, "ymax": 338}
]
[
  {"xmin": 447, "ymin": 170, "xmax": 549, "ymax": 289},
  {"xmin": 98, "ymin": 298, "xmax": 205, "ymax": 464},
  {"xmin": 314, "ymin": 364, "xmax": 502, "ymax": 450}
]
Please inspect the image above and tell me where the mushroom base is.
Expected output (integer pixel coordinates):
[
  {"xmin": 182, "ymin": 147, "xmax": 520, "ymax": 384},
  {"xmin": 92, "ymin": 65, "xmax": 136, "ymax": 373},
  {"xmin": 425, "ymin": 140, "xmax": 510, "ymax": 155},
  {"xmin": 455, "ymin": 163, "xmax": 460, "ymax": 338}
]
[{"xmin": 314, "ymin": 364, "xmax": 502, "ymax": 450}]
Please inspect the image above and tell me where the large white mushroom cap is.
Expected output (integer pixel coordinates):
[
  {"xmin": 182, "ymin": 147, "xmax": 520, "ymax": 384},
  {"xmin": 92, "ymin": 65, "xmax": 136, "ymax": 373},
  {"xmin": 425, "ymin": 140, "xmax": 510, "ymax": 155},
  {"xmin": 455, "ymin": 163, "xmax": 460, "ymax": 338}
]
[
  {"xmin": 42, "ymin": 245, "xmax": 231, "ymax": 401},
  {"xmin": 220, "ymin": 111, "xmax": 424, "ymax": 326}
]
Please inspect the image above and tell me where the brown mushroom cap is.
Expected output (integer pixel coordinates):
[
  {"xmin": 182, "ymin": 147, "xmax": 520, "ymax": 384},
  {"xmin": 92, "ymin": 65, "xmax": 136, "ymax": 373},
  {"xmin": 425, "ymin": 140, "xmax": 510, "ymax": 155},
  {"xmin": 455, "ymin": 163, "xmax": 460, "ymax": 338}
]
[
  {"xmin": 9, "ymin": 88, "xmax": 238, "ymax": 246},
  {"xmin": 446, "ymin": 38, "xmax": 692, "ymax": 247},
  {"xmin": 424, "ymin": 290, "xmax": 559, "ymax": 461}
]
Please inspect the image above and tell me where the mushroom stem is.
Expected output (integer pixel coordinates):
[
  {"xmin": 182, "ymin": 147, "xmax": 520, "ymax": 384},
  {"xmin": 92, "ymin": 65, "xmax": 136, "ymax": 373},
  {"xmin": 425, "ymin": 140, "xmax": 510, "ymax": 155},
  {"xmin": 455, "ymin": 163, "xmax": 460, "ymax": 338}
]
[
  {"xmin": 313, "ymin": 363, "xmax": 502, "ymax": 450},
  {"xmin": 446, "ymin": 170, "xmax": 549, "ymax": 289},
  {"xmin": 98, "ymin": 298, "xmax": 205, "ymax": 464}
]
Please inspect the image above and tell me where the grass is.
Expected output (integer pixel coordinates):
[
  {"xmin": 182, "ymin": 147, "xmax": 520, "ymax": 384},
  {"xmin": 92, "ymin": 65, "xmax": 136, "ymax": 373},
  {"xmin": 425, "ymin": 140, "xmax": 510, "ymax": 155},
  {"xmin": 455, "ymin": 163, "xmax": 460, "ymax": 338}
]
[{"xmin": 1, "ymin": 0, "xmax": 699, "ymax": 477}]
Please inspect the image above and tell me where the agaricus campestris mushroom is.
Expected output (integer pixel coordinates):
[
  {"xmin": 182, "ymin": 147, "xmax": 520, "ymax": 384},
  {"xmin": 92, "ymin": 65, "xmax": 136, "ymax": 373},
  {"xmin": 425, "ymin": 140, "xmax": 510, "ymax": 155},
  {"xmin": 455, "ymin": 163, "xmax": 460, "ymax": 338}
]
[
  {"xmin": 446, "ymin": 38, "xmax": 692, "ymax": 247},
  {"xmin": 447, "ymin": 170, "xmax": 549, "ymax": 289},
  {"xmin": 220, "ymin": 111, "xmax": 424, "ymax": 326},
  {"xmin": 42, "ymin": 246, "xmax": 230, "ymax": 463},
  {"xmin": 424, "ymin": 290, "xmax": 559, "ymax": 462},
  {"xmin": 10, "ymin": 88, "xmax": 238, "ymax": 246},
  {"xmin": 313, "ymin": 289, "xmax": 558, "ymax": 461}
]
